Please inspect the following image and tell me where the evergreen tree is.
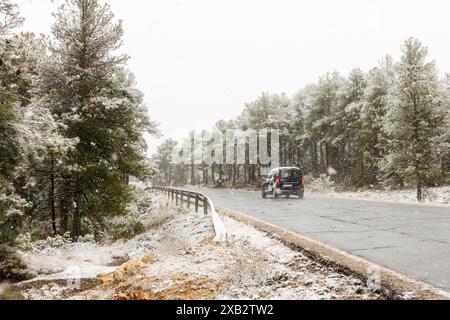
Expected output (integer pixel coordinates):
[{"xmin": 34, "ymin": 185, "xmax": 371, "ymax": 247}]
[
  {"xmin": 151, "ymin": 139, "xmax": 178, "ymax": 186},
  {"xmin": 306, "ymin": 72, "xmax": 343, "ymax": 177},
  {"xmin": 0, "ymin": 0, "xmax": 27, "ymax": 244},
  {"xmin": 439, "ymin": 74, "xmax": 450, "ymax": 178},
  {"xmin": 360, "ymin": 57, "xmax": 393, "ymax": 185},
  {"xmin": 336, "ymin": 68, "xmax": 367, "ymax": 186},
  {"xmin": 384, "ymin": 38, "xmax": 446, "ymax": 201},
  {"xmin": 12, "ymin": 32, "xmax": 77, "ymax": 237},
  {"xmin": 0, "ymin": 0, "xmax": 22, "ymax": 36},
  {"xmin": 46, "ymin": 0, "xmax": 157, "ymax": 239}
]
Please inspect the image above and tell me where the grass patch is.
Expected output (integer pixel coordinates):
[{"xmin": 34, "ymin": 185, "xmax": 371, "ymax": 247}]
[{"xmin": 0, "ymin": 286, "xmax": 24, "ymax": 300}]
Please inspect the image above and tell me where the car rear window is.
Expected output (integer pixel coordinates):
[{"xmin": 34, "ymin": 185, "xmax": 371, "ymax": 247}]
[{"xmin": 281, "ymin": 169, "xmax": 301, "ymax": 179}]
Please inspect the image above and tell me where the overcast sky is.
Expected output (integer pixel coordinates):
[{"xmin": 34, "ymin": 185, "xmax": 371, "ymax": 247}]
[{"xmin": 18, "ymin": 0, "xmax": 450, "ymax": 154}]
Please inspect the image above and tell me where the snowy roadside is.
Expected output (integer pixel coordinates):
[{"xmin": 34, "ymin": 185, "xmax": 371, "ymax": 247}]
[
  {"xmin": 311, "ymin": 186, "xmax": 450, "ymax": 207},
  {"xmin": 3, "ymin": 191, "xmax": 387, "ymax": 300},
  {"xmin": 190, "ymin": 184, "xmax": 450, "ymax": 207}
]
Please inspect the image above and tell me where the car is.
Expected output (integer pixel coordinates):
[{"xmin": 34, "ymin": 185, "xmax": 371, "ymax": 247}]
[{"xmin": 261, "ymin": 167, "xmax": 305, "ymax": 199}]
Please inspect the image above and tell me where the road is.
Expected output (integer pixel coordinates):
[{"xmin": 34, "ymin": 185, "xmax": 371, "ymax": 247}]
[{"xmin": 186, "ymin": 187, "xmax": 450, "ymax": 293}]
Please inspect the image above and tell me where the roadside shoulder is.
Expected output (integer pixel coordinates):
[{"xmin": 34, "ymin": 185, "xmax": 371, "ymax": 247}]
[{"xmin": 217, "ymin": 206, "xmax": 450, "ymax": 300}]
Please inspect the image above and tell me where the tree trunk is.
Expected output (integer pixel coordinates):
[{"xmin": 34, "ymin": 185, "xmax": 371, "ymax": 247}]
[
  {"xmin": 311, "ymin": 141, "xmax": 319, "ymax": 177},
  {"xmin": 49, "ymin": 152, "xmax": 57, "ymax": 236},
  {"xmin": 211, "ymin": 164, "xmax": 215, "ymax": 185},
  {"xmin": 122, "ymin": 173, "xmax": 130, "ymax": 185},
  {"xmin": 190, "ymin": 133, "xmax": 195, "ymax": 185},
  {"xmin": 191, "ymin": 165, "xmax": 195, "ymax": 185},
  {"xmin": 59, "ymin": 195, "xmax": 68, "ymax": 234},
  {"xmin": 417, "ymin": 184, "xmax": 422, "ymax": 202},
  {"xmin": 72, "ymin": 179, "xmax": 81, "ymax": 242},
  {"xmin": 232, "ymin": 164, "xmax": 236, "ymax": 186}
]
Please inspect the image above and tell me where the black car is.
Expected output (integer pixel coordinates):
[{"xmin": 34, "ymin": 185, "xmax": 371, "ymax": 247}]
[{"xmin": 261, "ymin": 167, "xmax": 305, "ymax": 199}]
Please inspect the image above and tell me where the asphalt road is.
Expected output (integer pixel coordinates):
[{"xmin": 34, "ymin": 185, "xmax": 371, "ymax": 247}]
[{"xmin": 186, "ymin": 187, "xmax": 450, "ymax": 293}]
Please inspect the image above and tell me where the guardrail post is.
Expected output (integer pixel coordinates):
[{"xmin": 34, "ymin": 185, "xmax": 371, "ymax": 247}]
[{"xmin": 155, "ymin": 187, "xmax": 211, "ymax": 215}]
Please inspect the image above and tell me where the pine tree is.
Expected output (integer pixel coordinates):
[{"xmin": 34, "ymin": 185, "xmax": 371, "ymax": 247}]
[
  {"xmin": 0, "ymin": 0, "xmax": 22, "ymax": 181},
  {"xmin": 0, "ymin": 39, "xmax": 20, "ymax": 181},
  {"xmin": 11, "ymin": 32, "xmax": 78, "ymax": 237},
  {"xmin": 0, "ymin": 0, "xmax": 23, "ymax": 36},
  {"xmin": 384, "ymin": 38, "xmax": 446, "ymax": 201},
  {"xmin": 46, "ymin": 0, "xmax": 156, "ymax": 240},
  {"xmin": 439, "ymin": 74, "xmax": 450, "ymax": 179},
  {"xmin": 306, "ymin": 72, "xmax": 343, "ymax": 177},
  {"xmin": 151, "ymin": 139, "xmax": 178, "ymax": 186},
  {"xmin": 360, "ymin": 57, "xmax": 394, "ymax": 185},
  {"xmin": 336, "ymin": 68, "xmax": 367, "ymax": 186},
  {"xmin": 0, "ymin": 0, "xmax": 27, "ymax": 244}
]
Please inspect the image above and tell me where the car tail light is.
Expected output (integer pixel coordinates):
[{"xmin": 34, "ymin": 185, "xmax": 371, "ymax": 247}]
[
  {"xmin": 276, "ymin": 175, "xmax": 280, "ymax": 188},
  {"xmin": 300, "ymin": 176, "xmax": 305, "ymax": 184}
]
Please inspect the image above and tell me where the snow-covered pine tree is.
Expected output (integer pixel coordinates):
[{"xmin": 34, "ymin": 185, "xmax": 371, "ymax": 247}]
[
  {"xmin": 306, "ymin": 72, "xmax": 343, "ymax": 178},
  {"xmin": 299, "ymin": 84, "xmax": 319, "ymax": 176},
  {"xmin": 46, "ymin": 0, "xmax": 157, "ymax": 240},
  {"xmin": 0, "ymin": 0, "xmax": 27, "ymax": 245},
  {"xmin": 439, "ymin": 74, "xmax": 450, "ymax": 179},
  {"xmin": 151, "ymin": 139, "xmax": 178, "ymax": 186},
  {"xmin": 287, "ymin": 90, "xmax": 306, "ymax": 169},
  {"xmin": 0, "ymin": 0, "xmax": 22, "ymax": 36},
  {"xmin": 268, "ymin": 93, "xmax": 291, "ymax": 167},
  {"xmin": 360, "ymin": 56, "xmax": 394, "ymax": 186},
  {"xmin": 384, "ymin": 38, "xmax": 446, "ymax": 201},
  {"xmin": 239, "ymin": 94, "xmax": 270, "ymax": 181},
  {"xmin": 336, "ymin": 68, "xmax": 367, "ymax": 186},
  {"xmin": 0, "ymin": 39, "xmax": 20, "ymax": 183},
  {"xmin": 8, "ymin": 32, "xmax": 78, "ymax": 237}
]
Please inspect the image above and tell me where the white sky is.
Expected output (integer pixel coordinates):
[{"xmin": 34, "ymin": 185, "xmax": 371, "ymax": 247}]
[{"xmin": 17, "ymin": 0, "xmax": 450, "ymax": 154}]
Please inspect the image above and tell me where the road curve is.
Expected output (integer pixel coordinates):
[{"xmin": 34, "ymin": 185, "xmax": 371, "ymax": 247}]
[{"xmin": 186, "ymin": 187, "xmax": 450, "ymax": 293}]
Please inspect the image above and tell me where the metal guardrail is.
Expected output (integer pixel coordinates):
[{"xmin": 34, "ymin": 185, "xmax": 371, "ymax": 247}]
[
  {"xmin": 149, "ymin": 186, "xmax": 227, "ymax": 242},
  {"xmin": 149, "ymin": 187, "xmax": 210, "ymax": 215}
]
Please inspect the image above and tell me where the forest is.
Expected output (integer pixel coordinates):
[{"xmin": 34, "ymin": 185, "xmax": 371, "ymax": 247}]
[
  {"xmin": 152, "ymin": 39, "xmax": 450, "ymax": 200},
  {"xmin": 0, "ymin": 0, "xmax": 158, "ymax": 251}
]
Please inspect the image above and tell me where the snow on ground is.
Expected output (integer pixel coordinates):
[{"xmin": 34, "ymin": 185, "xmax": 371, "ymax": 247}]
[
  {"xmin": 0, "ymin": 282, "xmax": 10, "ymax": 296},
  {"xmin": 10, "ymin": 192, "xmax": 386, "ymax": 300},
  {"xmin": 314, "ymin": 186, "xmax": 450, "ymax": 206},
  {"xmin": 21, "ymin": 242, "xmax": 118, "ymax": 281}
]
